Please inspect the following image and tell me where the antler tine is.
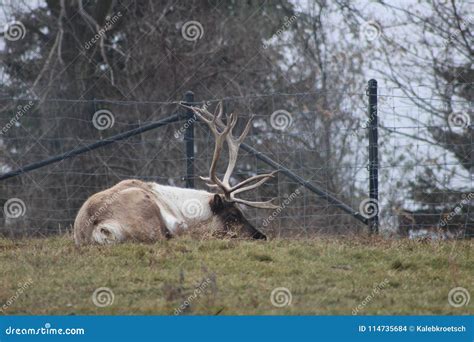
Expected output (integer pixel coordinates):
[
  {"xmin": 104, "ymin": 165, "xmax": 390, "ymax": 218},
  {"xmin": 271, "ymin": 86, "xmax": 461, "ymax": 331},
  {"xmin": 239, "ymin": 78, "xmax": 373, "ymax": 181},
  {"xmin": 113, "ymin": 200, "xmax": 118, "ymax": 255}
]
[
  {"xmin": 180, "ymin": 104, "xmax": 223, "ymax": 191},
  {"xmin": 192, "ymin": 106, "xmax": 234, "ymax": 137},
  {"xmin": 191, "ymin": 107, "xmax": 214, "ymax": 127},
  {"xmin": 221, "ymin": 113, "xmax": 254, "ymax": 187},
  {"xmin": 199, "ymin": 101, "xmax": 224, "ymax": 127},
  {"xmin": 183, "ymin": 102, "xmax": 279, "ymax": 208},
  {"xmin": 198, "ymin": 179, "xmax": 220, "ymax": 190},
  {"xmin": 229, "ymin": 170, "xmax": 278, "ymax": 193},
  {"xmin": 235, "ymin": 114, "xmax": 254, "ymax": 143},
  {"xmin": 191, "ymin": 105, "xmax": 235, "ymax": 195},
  {"xmin": 199, "ymin": 106, "xmax": 215, "ymax": 122},
  {"xmin": 214, "ymin": 101, "xmax": 223, "ymax": 122},
  {"xmin": 232, "ymin": 198, "xmax": 280, "ymax": 209},
  {"xmin": 229, "ymin": 171, "xmax": 279, "ymax": 209}
]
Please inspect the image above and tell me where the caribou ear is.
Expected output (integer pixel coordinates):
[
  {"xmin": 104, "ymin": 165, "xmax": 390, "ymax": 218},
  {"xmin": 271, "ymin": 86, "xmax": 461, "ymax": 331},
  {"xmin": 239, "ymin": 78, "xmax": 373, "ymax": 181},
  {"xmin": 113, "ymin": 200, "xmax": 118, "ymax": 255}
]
[{"xmin": 210, "ymin": 194, "xmax": 225, "ymax": 214}]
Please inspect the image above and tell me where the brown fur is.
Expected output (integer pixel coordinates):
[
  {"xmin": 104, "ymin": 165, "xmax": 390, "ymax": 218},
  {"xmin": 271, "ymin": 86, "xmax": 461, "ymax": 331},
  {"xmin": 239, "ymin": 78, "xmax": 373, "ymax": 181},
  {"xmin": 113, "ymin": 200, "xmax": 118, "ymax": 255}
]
[
  {"xmin": 74, "ymin": 180, "xmax": 266, "ymax": 245},
  {"xmin": 209, "ymin": 195, "xmax": 267, "ymax": 240},
  {"xmin": 74, "ymin": 180, "xmax": 169, "ymax": 245}
]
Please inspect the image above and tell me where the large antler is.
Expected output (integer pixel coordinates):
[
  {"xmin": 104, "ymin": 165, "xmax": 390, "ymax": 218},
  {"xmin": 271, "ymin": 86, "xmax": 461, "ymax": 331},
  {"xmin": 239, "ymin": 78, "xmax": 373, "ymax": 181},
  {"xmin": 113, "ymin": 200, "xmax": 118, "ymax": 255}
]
[{"xmin": 181, "ymin": 102, "xmax": 279, "ymax": 209}]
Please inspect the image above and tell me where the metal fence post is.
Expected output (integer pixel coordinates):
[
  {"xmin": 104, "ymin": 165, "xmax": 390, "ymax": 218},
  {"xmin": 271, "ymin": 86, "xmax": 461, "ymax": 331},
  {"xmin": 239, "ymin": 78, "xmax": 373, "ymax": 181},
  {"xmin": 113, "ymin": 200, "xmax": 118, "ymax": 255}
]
[
  {"xmin": 368, "ymin": 79, "xmax": 379, "ymax": 234},
  {"xmin": 184, "ymin": 91, "xmax": 195, "ymax": 188}
]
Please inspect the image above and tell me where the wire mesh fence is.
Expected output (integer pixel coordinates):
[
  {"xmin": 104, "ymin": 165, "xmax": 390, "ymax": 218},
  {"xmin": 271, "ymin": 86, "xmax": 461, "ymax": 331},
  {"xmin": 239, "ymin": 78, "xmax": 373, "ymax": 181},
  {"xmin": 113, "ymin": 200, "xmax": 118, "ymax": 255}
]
[
  {"xmin": 0, "ymin": 84, "xmax": 472, "ymax": 238},
  {"xmin": 374, "ymin": 84, "xmax": 473, "ymax": 238}
]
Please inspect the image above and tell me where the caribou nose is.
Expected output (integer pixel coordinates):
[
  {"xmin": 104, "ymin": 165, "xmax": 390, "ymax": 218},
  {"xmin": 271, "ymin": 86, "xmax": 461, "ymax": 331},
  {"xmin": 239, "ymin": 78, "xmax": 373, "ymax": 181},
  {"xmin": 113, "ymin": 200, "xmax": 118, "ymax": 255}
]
[{"xmin": 253, "ymin": 231, "xmax": 267, "ymax": 240}]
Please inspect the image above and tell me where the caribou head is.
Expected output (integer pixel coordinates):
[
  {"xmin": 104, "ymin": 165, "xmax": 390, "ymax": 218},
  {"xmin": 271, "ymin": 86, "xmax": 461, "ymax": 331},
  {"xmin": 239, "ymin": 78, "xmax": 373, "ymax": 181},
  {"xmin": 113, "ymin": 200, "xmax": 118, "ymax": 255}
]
[
  {"xmin": 189, "ymin": 103, "xmax": 278, "ymax": 239},
  {"xmin": 73, "ymin": 103, "xmax": 278, "ymax": 245}
]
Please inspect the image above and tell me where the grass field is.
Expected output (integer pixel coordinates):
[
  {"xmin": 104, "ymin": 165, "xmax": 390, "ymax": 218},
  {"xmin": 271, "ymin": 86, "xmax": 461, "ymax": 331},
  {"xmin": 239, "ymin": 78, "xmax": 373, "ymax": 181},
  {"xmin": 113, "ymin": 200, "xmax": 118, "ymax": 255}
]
[{"xmin": 0, "ymin": 235, "xmax": 472, "ymax": 315}]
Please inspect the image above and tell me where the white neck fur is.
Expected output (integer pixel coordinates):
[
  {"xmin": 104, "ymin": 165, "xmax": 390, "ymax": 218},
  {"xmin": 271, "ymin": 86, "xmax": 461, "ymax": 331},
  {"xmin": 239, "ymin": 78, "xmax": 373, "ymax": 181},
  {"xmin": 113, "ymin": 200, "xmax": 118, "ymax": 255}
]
[{"xmin": 148, "ymin": 183, "xmax": 215, "ymax": 235}]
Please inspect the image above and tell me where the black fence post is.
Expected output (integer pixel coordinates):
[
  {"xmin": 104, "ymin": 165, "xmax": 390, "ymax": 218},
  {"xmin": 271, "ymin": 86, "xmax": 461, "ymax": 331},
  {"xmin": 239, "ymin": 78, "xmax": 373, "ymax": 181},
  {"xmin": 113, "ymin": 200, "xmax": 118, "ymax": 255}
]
[
  {"xmin": 184, "ymin": 91, "xmax": 195, "ymax": 188},
  {"xmin": 368, "ymin": 79, "xmax": 379, "ymax": 234}
]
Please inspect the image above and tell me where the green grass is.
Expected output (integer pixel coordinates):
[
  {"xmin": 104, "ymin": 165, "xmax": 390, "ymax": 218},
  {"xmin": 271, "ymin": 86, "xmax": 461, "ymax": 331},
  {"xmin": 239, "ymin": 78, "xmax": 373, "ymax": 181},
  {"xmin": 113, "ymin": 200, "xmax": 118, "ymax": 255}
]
[{"xmin": 0, "ymin": 235, "xmax": 472, "ymax": 315}]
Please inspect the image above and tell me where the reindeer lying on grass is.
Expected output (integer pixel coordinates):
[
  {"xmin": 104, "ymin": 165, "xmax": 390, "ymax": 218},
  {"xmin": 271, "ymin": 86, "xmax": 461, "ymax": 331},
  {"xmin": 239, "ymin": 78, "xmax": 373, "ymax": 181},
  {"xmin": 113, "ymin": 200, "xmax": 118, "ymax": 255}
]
[{"xmin": 74, "ymin": 104, "xmax": 278, "ymax": 245}]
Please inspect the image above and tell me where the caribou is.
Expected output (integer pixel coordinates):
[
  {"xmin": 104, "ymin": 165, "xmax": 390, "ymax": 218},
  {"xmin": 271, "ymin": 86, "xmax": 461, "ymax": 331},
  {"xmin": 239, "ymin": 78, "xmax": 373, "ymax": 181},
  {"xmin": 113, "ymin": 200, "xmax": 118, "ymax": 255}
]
[{"xmin": 73, "ymin": 103, "xmax": 278, "ymax": 245}]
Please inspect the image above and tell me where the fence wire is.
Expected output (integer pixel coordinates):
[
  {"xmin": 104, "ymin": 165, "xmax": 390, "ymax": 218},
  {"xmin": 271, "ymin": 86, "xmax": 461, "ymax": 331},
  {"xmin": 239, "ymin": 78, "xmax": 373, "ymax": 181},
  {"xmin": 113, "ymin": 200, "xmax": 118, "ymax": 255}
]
[{"xmin": 0, "ymin": 88, "xmax": 472, "ymax": 238}]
